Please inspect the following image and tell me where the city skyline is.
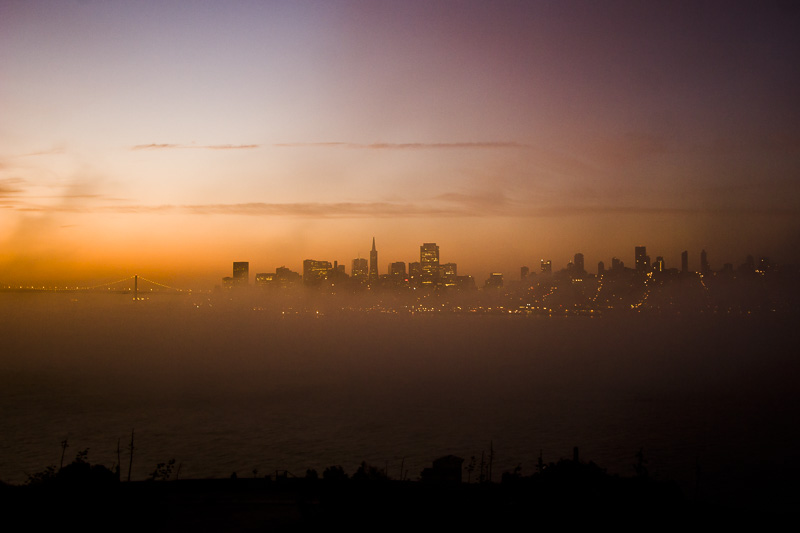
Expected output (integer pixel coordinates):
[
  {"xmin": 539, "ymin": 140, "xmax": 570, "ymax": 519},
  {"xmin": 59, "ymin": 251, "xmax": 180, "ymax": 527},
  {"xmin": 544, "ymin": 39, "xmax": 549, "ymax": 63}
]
[
  {"xmin": 217, "ymin": 239, "xmax": 776, "ymax": 292},
  {"xmin": 0, "ymin": 235, "xmax": 787, "ymax": 290},
  {"xmin": 2, "ymin": 2, "xmax": 798, "ymax": 287}
]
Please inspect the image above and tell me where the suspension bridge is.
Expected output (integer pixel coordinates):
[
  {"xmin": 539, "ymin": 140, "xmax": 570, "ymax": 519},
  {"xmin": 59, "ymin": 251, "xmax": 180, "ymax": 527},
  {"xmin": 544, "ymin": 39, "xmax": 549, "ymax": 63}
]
[{"xmin": 1, "ymin": 275, "xmax": 191, "ymax": 296}]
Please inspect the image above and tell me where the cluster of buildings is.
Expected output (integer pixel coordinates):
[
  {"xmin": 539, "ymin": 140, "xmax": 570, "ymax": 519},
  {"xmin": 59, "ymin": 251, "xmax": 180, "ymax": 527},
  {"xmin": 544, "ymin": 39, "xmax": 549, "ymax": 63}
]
[
  {"xmin": 520, "ymin": 246, "xmax": 772, "ymax": 281},
  {"xmin": 223, "ymin": 240, "xmax": 779, "ymax": 293},
  {"xmin": 222, "ymin": 240, "xmax": 476, "ymax": 291},
  {"xmin": 216, "ymin": 241, "xmax": 794, "ymax": 315}
]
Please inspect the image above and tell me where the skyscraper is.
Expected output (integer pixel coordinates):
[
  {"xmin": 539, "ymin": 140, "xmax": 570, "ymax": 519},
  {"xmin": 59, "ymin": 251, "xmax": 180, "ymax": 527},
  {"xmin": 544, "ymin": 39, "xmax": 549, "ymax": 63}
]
[
  {"xmin": 420, "ymin": 243, "xmax": 439, "ymax": 285},
  {"xmin": 352, "ymin": 257, "xmax": 368, "ymax": 280},
  {"xmin": 635, "ymin": 246, "xmax": 649, "ymax": 272},
  {"xmin": 681, "ymin": 250, "xmax": 689, "ymax": 273},
  {"xmin": 408, "ymin": 262, "xmax": 422, "ymax": 283},
  {"xmin": 574, "ymin": 253, "xmax": 585, "ymax": 274},
  {"xmin": 369, "ymin": 237, "xmax": 378, "ymax": 283},
  {"xmin": 540, "ymin": 259, "xmax": 552, "ymax": 274},
  {"xmin": 233, "ymin": 262, "xmax": 249, "ymax": 286},
  {"xmin": 700, "ymin": 249, "xmax": 710, "ymax": 274}
]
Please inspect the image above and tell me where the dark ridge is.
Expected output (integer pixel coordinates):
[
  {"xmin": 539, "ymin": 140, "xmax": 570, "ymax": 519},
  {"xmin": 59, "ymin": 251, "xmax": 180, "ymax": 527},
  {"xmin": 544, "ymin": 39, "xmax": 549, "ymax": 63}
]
[{"xmin": 3, "ymin": 452, "xmax": 790, "ymax": 531}]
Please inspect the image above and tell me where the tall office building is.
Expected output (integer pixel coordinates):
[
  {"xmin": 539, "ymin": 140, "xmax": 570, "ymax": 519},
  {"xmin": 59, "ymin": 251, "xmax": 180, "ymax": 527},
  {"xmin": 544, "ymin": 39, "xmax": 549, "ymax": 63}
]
[
  {"xmin": 574, "ymin": 253, "xmax": 585, "ymax": 273},
  {"xmin": 484, "ymin": 272, "xmax": 504, "ymax": 289},
  {"xmin": 420, "ymin": 243, "xmax": 440, "ymax": 284},
  {"xmin": 521, "ymin": 266, "xmax": 530, "ymax": 280},
  {"xmin": 745, "ymin": 255, "xmax": 755, "ymax": 272},
  {"xmin": 440, "ymin": 262, "xmax": 457, "ymax": 277},
  {"xmin": 681, "ymin": 250, "xmax": 689, "ymax": 273},
  {"xmin": 635, "ymin": 246, "xmax": 649, "ymax": 272},
  {"xmin": 389, "ymin": 261, "xmax": 406, "ymax": 277},
  {"xmin": 440, "ymin": 262, "xmax": 457, "ymax": 286},
  {"xmin": 352, "ymin": 257, "xmax": 368, "ymax": 280},
  {"xmin": 700, "ymin": 249, "xmax": 710, "ymax": 274},
  {"xmin": 275, "ymin": 266, "xmax": 301, "ymax": 287},
  {"xmin": 654, "ymin": 256, "xmax": 665, "ymax": 272},
  {"xmin": 369, "ymin": 237, "xmax": 378, "ymax": 283},
  {"xmin": 233, "ymin": 262, "xmax": 249, "ymax": 286},
  {"xmin": 303, "ymin": 259, "xmax": 331, "ymax": 285},
  {"xmin": 540, "ymin": 259, "xmax": 552, "ymax": 274},
  {"xmin": 408, "ymin": 262, "xmax": 422, "ymax": 282},
  {"xmin": 597, "ymin": 261, "xmax": 605, "ymax": 275}
]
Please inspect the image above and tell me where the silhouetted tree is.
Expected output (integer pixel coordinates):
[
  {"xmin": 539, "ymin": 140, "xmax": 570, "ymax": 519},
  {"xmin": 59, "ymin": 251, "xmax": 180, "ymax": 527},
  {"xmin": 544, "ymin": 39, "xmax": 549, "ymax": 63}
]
[
  {"xmin": 501, "ymin": 464, "xmax": 523, "ymax": 484},
  {"xmin": 322, "ymin": 465, "xmax": 348, "ymax": 482},
  {"xmin": 26, "ymin": 465, "xmax": 56, "ymax": 485},
  {"xmin": 466, "ymin": 456, "xmax": 476, "ymax": 483},
  {"xmin": 352, "ymin": 461, "xmax": 388, "ymax": 482},
  {"xmin": 149, "ymin": 459, "xmax": 175, "ymax": 481},
  {"xmin": 75, "ymin": 448, "xmax": 89, "ymax": 464}
]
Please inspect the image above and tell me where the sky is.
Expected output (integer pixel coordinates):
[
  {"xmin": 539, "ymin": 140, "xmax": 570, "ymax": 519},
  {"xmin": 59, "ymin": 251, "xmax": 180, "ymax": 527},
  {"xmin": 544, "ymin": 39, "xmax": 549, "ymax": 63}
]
[{"xmin": 1, "ymin": 0, "xmax": 799, "ymax": 288}]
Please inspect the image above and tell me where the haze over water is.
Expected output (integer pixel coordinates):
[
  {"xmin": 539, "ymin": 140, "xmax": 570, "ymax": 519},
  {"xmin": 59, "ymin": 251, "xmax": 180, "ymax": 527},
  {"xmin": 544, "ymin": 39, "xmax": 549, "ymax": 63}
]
[{"xmin": 2, "ymin": 292, "xmax": 797, "ymax": 511}]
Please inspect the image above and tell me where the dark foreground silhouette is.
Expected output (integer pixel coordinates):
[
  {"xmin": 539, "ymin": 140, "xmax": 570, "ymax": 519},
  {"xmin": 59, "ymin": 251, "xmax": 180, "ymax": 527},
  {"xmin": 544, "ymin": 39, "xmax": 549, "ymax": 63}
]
[{"xmin": 3, "ymin": 449, "xmax": 788, "ymax": 531}]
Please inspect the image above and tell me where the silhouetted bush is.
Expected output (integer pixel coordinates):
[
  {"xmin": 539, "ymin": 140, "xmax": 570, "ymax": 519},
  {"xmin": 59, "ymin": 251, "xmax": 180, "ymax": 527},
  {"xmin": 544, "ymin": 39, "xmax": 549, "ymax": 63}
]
[{"xmin": 26, "ymin": 449, "xmax": 117, "ymax": 489}]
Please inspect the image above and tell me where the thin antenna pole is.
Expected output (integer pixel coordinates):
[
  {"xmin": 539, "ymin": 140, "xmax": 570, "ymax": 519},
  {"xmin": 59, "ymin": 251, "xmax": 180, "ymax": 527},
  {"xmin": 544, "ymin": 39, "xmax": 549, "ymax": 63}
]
[
  {"xmin": 60, "ymin": 437, "xmax": 68, "ymax": 470},
  {"xmin": 127, "ymin": 429, "xmax": 135, "ymax": 482}
]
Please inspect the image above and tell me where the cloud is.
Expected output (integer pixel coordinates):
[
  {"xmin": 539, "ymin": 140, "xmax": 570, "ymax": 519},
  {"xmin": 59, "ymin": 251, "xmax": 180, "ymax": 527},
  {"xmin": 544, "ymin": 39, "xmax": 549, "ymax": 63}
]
[
  {"xmin": 120, "ymin": 201, "xmax": 465, "ymax": 217},
  {"xmin": 179, "ymin": 201, "xmax": 468, "ymax": 217},
  {"xmin": 273, "ymin": 142, "xmax": 349, "ymax": 148},
  {"xmin": 6, "ymin": 181, "xmax": 795, "ymax": 219},
  {"xmin": 9, "ymin": 197, "xmax": 486, "ymax": 217},
  {"xmin": 131, "ymin": 143, "xmax": 259, "ymax": 151},
  {"xmin": 132, "ymin": 144, "xmax": 182, "ymax": 150},
  {"xmin": 0, "ymin": 178, "xmax": 25, "ymax": 196},
  {"xmin": 434, "ymin": 191, "xmax": 509, "ymax": 213},
  {"xmin": 531, "ymin": 205, "xmax": 800, "ymax": 217},
  {"xmin": 274, "ymin": 141, "xmax": 527, "ymax": 150},
  {"xmin": 204, "ymin": 144, "xmax": 259, "ymax": 150},
  {"xmin": 19, "ymin": 148, "xmax": 66, "ymax": 157},
  {"xmin": 364, "ymin": 142, "xmax": 527, "ymax": 150}
]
